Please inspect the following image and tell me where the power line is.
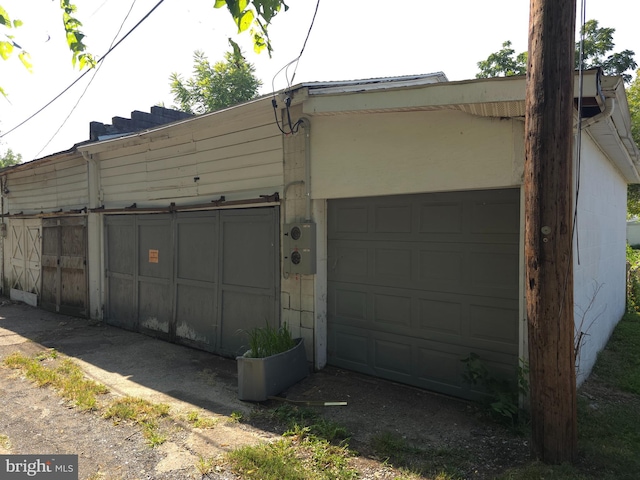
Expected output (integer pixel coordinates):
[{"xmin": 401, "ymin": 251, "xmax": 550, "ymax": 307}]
[
  {"xmin": 34, "ymin": 0, "xmax": 140, "ymax": 159},
  {"xmin": 0, "ymin": 0, "xmax": 166, "ymax": 142}
]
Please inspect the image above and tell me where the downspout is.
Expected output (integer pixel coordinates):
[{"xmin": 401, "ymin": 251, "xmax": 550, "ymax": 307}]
[
  {"xmin": 579, "ymin": 97, "xmax": 615, "ymax": 130},
  {"xmin": 298, "ymin": 117, "xmax": 312, "ymax": 221}
]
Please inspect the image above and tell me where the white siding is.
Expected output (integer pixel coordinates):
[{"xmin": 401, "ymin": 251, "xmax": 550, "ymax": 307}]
[
  {"xmin": 95, "ymin": 103, "xmax": 284, "ymax": 207},
  {"xmin": 573, "ymin": 133, "xmax": 628, "ymax": 384},
  {"xmin": 4, "ymin": 155, "xmax": 88, "ymax": 214},
  {"xmin": 310, "ymin": 110, "xmax": 524, "ymax": 199}
]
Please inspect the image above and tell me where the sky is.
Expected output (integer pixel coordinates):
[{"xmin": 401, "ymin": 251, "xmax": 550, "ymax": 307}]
[{"xmin": 1, "ymin": 0, "xmax": 639, "ymax": 162}]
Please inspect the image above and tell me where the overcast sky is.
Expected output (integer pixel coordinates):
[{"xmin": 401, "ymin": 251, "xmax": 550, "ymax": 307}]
[{"xmin": 1, "ymin": 0, "xmax": 639, "ymax": 161}]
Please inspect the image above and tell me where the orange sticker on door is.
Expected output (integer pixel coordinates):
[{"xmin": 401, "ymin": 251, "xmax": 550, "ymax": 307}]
[{"xmin": 149, "ymin": 249, "xmax": 159, "ymax": 263}]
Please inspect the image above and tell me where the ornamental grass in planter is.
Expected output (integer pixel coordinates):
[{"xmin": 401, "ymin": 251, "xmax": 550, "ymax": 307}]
[{"xmin": 237, "ymin": 323, "xmax": 308, "ymax": 401}]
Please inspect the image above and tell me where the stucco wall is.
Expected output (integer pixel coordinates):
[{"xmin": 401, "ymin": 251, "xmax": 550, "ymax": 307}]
[
  {"xmin": 309, "ymin": 110, "xmax": 524, "ymax": 199},
  {"xmin": 573, "ymin": 132, "xmax": 628, "ymax": 384}
]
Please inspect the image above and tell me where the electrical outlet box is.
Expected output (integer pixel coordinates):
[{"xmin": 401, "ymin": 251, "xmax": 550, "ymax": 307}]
[{"xmin": 283, "ymin": 222, "xmax": 316, "ymax": 275}]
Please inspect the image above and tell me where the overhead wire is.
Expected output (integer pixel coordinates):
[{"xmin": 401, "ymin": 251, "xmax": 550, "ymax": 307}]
[
  {"xmin": 0, "ymin": 0, "xmax": 166, "ymax": 143},
  {"xmin": 271, "ymin": 0, "xmax": 321, "ymax": 135},
  {"xmin": 34, "ymin": 0, "xmax": 139, "ymax": 159},
  {"xmin": 559, "ymin": 0, "xmax": 588, "ymax": 322}
]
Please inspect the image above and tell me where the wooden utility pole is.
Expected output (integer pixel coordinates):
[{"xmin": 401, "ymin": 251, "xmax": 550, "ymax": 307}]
[{"xmin": 525, "ymin": 0, "xmax": 578, "ymax": 463}]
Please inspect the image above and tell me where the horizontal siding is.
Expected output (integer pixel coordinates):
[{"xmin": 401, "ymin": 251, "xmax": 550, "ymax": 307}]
[
  {"xmin": 5, "ymin": 155, "xmax": 89, "ymax": 213},
  {"xmin": 98, "ymin": 102, "xmax": 283, "ymax": 208}
]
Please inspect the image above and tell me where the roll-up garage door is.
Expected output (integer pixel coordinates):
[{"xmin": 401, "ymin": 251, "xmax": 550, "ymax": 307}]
[{"xmin": 327, "ymin": 189, "xmax": 520, "ymax": 399}]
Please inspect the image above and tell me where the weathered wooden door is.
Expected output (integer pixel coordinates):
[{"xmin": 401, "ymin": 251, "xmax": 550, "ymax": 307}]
[
  {"xmin": 8, "ymin": 218, "xmax": 42, "ymax": 298},
  {"xmin": 41, "ymin": 217, "xmax": 88, "ymax": 317}
]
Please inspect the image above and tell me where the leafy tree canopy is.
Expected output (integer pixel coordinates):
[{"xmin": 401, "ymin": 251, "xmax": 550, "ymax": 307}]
[
  {"xmin": 0, "ymin": 0, "xmax": 287, "ymax": 96},
  {"xmin": 170, "ymin": 40, "xmax": 262, "ymax": 114},
  {"xmin": 626, "ymin": 71, "xmax": 640, "ymax": 217},
  {"xmin": 476, "ymin": 19, "xmax": 637, "ymax": 83},
  {"xmin": 0, "ymin": 148, "xmax": 21, "ymax": 168}
]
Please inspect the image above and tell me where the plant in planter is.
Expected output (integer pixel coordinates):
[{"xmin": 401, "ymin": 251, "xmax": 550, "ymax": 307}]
[{"xmin": 236, "ymin": 323, "xmax": 309, "ymax": 401}]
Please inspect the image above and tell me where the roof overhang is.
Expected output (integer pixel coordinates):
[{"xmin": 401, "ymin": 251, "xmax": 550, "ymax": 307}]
[{"xmin": 296, "ymin": 70, "xmax": 640, "ymax": 183}]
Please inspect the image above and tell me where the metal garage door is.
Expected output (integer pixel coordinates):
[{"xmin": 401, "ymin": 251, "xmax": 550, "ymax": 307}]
[
  {"xmin": 105, "ymin": 208, "xmax": 279, "ymax": 357},
  {"xmin": 327, "ymin": 189, "xmax": 520, "ymax": 399}
]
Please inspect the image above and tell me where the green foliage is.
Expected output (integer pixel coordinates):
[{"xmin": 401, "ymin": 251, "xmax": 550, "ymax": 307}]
[
  {"xmin": 577, "ymin": 20, "xmax": 637, "ymax": 83},
  {"xmin": 215, "ymin": 0, "xmax": 289, "ymax": 56},
  {"xmin": 3, "ymin": 351, "xmax": 109, "ymax": 411},
  {"xmin": 477, "ymin": 20, "xmax": 636, "ymax": 83},
  {"xmin": 243, "ymin": 321, "xmax": 295, "ymax": 358},
  {"xmin": 626, "ymin": 244, "xmax": 640, "ymax": 312},
  {"xmin": 170, "ymin": 42, "xmax": 261, "ymax": 114},
  {"xmin": 269, "ymin": 404, "xmax": 350, "ymax": 442},
  {"xmin": 1, "ymin": 0, "xmax": 286, "ymax": 95},
  {"xmin": 60, "ymin": 0, "xmax": 95, "ymax": 70},
  {"xmin": 476, "ymin": 41, "xmax": 527, "ymax": 78},
  {"xmin": 103, "ymin": 396, "xmax": 170, "ymax": 447},
  {"xmin": 0, "ymin": 148, "xmax": 21, "ymax": 168},
  {"xmin": 461, "ymin": 353, "xmax": 529, "ymax": 425},
  {"xmin": 592, "ymin": 309, "xmax": 640, "ymax": 395}
]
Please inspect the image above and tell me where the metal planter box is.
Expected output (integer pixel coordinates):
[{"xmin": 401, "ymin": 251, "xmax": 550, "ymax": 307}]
[{"xmin": 237, "ymin": 338, "xmax": 309, "ymax": 401}]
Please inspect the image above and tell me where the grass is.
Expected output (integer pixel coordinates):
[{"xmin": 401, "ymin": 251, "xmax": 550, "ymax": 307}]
[
  {"xmin": 244, "ymin": 322, "xmax": 295, "ymax": 358},
  {"xmin": 3, "ymin": 350, "xmax": 171, "ymax": 448},
  {"xmin": 103, "ymin": 396, "xmax": 170, "ymax": 447},
  {"xmin": 369, "ymin": 431, "xmax": 470, "ymax": 479},
  {"xmin": 224, "ymin": 404, "xmax": 356, "ymax": 480},
  {"xmin": 0, "ymin": 434, "xmax": 10, "ymax": 450},
  {"xmin": 185, "ymin": 410, "xmax": 218, "ymax": 429},
  {"xmin": 496, "ymin": 310, "xmax": 640, "ymax": 480},
  {"xmin": 3, "ymin": 350, "xmax": 108, "ymax": 411}
]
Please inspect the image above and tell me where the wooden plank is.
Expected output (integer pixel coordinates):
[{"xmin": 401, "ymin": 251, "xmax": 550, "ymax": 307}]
[
  {"xmin": 197, "ymin": 149, "xmax": 282, "ymax": 175},
  {"xmin": 198, "ymin": 135, "xmax": 282, "ymax": 162},
  {"xmin": 196, "ymin": 162, "xmax": 282, "ymax": 185},
  {"xmin": 194, "ymin": 123, "xmax": 280, "ymax": 152},
  {"xmin": 101, "ymin": 161, "xmax": 147, "ymax": 179},
  {"xmin": 100, "ymin": 151, "xmax": 147, "ymax": 170},
  {"xmin": 197, "ymin": 175, "xmax": 283, "ymax": 197},
  {"xmin": 101, "ymin": 172, "xmax": 148, "ymax": 187},
  {"xmin": 10, "ymin": 288, "xmax": 37, "ymax": 307}
]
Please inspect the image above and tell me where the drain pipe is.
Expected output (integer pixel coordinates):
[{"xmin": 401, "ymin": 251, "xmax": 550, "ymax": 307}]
[
  {"xmin": 297, "ymin": 117, "xmax": 312, "ymax": 221},
  {"xmin": 579, "ymin": 97, "xmax": 615, "ymax": 130}
]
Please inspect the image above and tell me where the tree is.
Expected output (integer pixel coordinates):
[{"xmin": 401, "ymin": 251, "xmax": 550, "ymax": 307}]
[
  {"xmin": 477, "ymin": 19, "xmax": 637, "ymax": 82},
  {"xmin": 476, "ymin": 41, "xmax": 527, "ymax": 79},
  {"xmin": 0, "ymin": 0, "xmax": 287, "ymax": 95},
  {"xmin": 0, "ymin": 148, "xmax": 21, "ymax": 168},
  {"xmin": 170, "ymin": 41, "xmax": 262, "ymax": 114},
  {"xmin": 626, "ymin": 71, "xmax": 640, "ymax": 217}
]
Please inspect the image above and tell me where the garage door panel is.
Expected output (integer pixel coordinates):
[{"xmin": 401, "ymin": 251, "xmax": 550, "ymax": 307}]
[
  {"xmin": 374, "ymin": 204, "xmax": 412, "ymax": 233},
  {"xmin": 220, "ymin": 288, "xmax": 277, "ymax": 356},
  {"xmin": 328, "ymin": 325, "xmax": 370, "ymax": 370},
  {"xmin": 374, "ymin": 248, "xmax": 412, "ymax": 278},
  {"xmin": 418, "ymin": 298, "xmax": 463, "ymax": 336},
  {"xmin": 329, "ymin": 243, "xmax": 368, "ymax": 278},
  {"xmin": 175, "ymin": 284, "xmax": 216, "ymax": 347},
  {"xmin": 177, "ymin": 218, "xmax": 217, "ymax": 283},
  {"xmin": 468, "ymin": 302, "xmax": 519, "ymax": 353},
  {"xmin": 139, "ymin": 281, "xmax": 171, "ymax": 334},
  {"xmin": 419, "ymin": 248, "xmax": 464, "ymax": 283},
  {"xmin": 419, "ymin": 203, "xmax": 463, "ymax": 234},
  {"xmin": 138, "ymin": 219, "xmax": 172, "ymax": 279},
  {"xmin": 333, "ymin": 206, "xmax": 368, "ymax": 234},
  {"xmin": 373, "ymin": 337, "xmax": 412, "ymax": 376},
  {"xmin": 373, "ymin": 292, "xmax": 412, "ymax": 328},
  {"xmin": 330, "ymin": 283, "xmax": 368, "ymax": 324},
  {"xmin": 470, "ymin": 198, "xmax": 520, "ymax": 235},
  {"xmin": 108, "ymin": 275, "xmax": 136, "ymax": 329},
  {"xmin": 328, "ymin": 188, "xmax": 520, "ymax": 400}
]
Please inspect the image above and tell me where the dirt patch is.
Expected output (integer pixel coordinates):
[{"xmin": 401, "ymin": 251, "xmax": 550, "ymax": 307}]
[{"xmin": 0, "ymin": 301, "xmax": 531, "ymax": 479}]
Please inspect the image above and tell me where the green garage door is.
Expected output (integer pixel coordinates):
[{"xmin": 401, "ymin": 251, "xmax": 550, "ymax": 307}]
[{"xmin": 327, "ymin": 189, "xmax": 520, "ymax": 399}]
